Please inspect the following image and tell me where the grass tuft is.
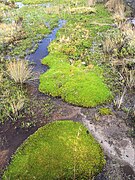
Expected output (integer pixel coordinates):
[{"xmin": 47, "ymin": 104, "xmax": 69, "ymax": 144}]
[{"xmin": 6, "ymin": 60, "xmax": 33, "ymax": 84}]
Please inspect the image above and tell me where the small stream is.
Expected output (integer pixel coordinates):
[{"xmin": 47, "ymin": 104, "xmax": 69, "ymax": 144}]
[
  {"xmin": 26, "ymin": 20, "xmax": 66, "ymax": 73},
  {"xmin": 15, "ymin": 2, "xmax": 51, "ymax": 8}
]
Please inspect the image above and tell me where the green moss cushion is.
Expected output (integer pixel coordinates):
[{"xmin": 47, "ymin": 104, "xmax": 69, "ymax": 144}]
[
  {"xmin": 3, "ymin": 121, "xmax": 105, "ymax": 180},
  {"xmin": 39, "ymin": 52, "xmax": 112, "ymax": 107}
]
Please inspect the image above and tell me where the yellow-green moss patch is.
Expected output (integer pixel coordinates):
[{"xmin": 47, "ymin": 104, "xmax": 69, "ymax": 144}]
[{"xmin": 3, "ymin": 120, "xmax": 106, "ymax": 180}]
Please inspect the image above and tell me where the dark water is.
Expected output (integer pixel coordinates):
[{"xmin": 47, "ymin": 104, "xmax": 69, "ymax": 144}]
[{"xmin": 26, "ymin": 20, "xmax": 66, "ymax": 73}]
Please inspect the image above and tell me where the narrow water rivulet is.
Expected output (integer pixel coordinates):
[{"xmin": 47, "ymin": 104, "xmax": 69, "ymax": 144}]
[{"xmin": 26, "ymin": 20, "xmax": 66, "ymax": 73}]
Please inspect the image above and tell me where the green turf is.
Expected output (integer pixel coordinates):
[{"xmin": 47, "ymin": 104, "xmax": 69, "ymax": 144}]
[
  {"xmin": 3, "ymin": 120, "xmax": 106, "ymax": 180},
  {"xmin": 39, "ymin": 5, "xmax": 113, "ymax": 107}
]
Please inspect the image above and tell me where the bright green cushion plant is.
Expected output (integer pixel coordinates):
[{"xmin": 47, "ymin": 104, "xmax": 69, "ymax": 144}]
[
  {"xmin": 3, "ymin": 120, "xmax": 105, "ymax": 180},
  {"xmin": 39, "ymin": 52, "xmax": 112, "ymax": 107}
]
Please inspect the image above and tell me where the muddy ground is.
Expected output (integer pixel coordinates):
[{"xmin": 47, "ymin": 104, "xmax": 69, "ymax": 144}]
[{"xmin": 0, "ymin": 76, "xmax": 135, "ymax": 180}]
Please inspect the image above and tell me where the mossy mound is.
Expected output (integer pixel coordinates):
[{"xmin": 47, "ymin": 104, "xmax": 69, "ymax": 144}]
[
  {"xmin": 3, "ymin": 121, "xmax": 105, "ymax": 180},
  {"xmin": 39, "ymin": 52, "xmax": 112, "ymax": 107},
  {"xmin": 39, "ymin": 5, "xmax": 113, "ymax": 107}
]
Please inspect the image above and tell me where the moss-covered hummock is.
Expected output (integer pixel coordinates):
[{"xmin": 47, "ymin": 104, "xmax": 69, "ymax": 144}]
[
  {"xmin": 39, "ymin": 52, "xmax": 112, "ymax": 107},
  {"xmin": 3, "ymin": 121, "xmax": 105, "ymax": 180}
]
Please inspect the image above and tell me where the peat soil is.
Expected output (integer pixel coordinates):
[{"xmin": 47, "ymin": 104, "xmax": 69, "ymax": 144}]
[{"xmin": 0, "ymin": 78, "xmax": 135, "ymax": 179}]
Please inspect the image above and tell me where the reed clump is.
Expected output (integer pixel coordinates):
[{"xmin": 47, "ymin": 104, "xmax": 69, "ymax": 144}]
[{"xmin": 6, "ymin": 60, "xmax": 33, "ymax": 84}]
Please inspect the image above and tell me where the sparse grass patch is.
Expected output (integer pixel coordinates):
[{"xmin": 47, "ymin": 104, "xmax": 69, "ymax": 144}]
[
  {"xmin": 0, "ymin": 76, "xmax": 27, "ymax": 122},
  {"xmin": 3, "ymin": 121, "xmax": 106, "ymax": 180}
]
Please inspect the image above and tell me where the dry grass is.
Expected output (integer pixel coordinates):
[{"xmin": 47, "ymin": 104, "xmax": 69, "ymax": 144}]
[
  {"xmin": 0, "ymin": 22, "xmax": 22, "ymax": 45},
  {"xmin": 114, "ymin": 87, "xmax": 126, "ymax": 109},
  {"xmin": 111, "ymin": 59, "xmax": 135, "ymax": 89},
  {"xmin": 106, "ymin": 0, "xmax": 125, "ymax": 16},
  {"xmin": 103, "ymin": 35, "xmax": 116, "ymax": 54},
  {"xmin": 44, "ymin": 6, "xmax": 62, "ymax": 14},
  {"xmin": 103, "ymin": 22, "xmax": 135, "ymax": 56},
  {"xmin": 122, "ymin": 23, "xmax": 135, "ymax": 44},
  {"xmin": 6, "ymin": 60, "xmax": 33, "ymax": 84},
  {"xmin": 123, "ymin": 68, "xmax": 135, "ymax": 89},
  {"xmin": 89, "ymin": 21, "xmax": 112, "ymax": 26},
  {"xmin": 114, "ymin": 67, "xmax": 134, "ymax": 109},
  {"xmin": 0, "ymin": 23, "xmax": 15, "ymax": 43},
  {"xmin": 0, "ymin": 5, "xmax": 23, "ymax": 45},
  {"xmin": 66, "ymin": 6, "xmax": 96, "ymax": 14},
  {"xmin": 0, "ymin": 73, "xmax": 3, "ymax": 82},
  {"xmin": 113, "ymin": 13, "xmax": 125, "ymax": 28},
  {"xmin": 87, "ymin": 0, "xmax": 95, "ymax": 6},
  {"xmin": 102, "ymin": 30, "xmax": 124, "ymax": 55}
]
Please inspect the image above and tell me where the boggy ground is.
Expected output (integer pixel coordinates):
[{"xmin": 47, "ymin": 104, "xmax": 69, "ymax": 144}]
[
  {"xmin": 0, "ymin": 78, "xmax": 135, "ymax": 179},
  {"xmin": 0, "ymin": 0, "xmax": 135, "ymax": 179}
]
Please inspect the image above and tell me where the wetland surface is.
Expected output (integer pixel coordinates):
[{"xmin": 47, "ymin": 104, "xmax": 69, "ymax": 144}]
[{"xmin": 0, "ymin": 0, "xmax": 135, "ymax": 179}]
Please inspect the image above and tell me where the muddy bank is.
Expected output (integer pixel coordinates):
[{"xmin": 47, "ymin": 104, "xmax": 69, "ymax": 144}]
[
  {"xmin": 0, "ymin": 81, "xmax": 80, "ymax": 177},
  {"xmin": 81, "ymin": 110, "xmax": 135, "ymax": 170},
  {"xmin": 0, "ymin": 81, "xmax": 135, "ymax": 179}
]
